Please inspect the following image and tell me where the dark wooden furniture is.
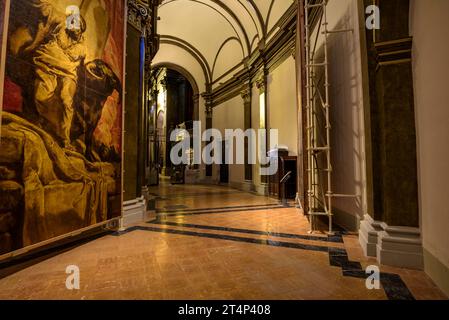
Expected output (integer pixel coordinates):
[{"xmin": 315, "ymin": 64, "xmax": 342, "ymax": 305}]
[{"xmin": 268, "ymin": 151, "xmax": 297, "ymax": 200}]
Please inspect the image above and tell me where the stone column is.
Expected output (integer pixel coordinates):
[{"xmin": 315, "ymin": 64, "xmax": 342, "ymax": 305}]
[
  {"xmin": 203, "ymin": 93, "xmax": 213, "ymax": 177},
  {"xmin": 123, "ymin": 0, "xmax": 161, "ymax": 226},
  {"xmin": 295, "ymin": 0, "xmax": 307, "ymax": 208},
  {"xmin": 241, "ymin": 85, "xmax": 253, "ymax": 183},
  {"xmin": 191, "ymin": 93, "xmax": 200, "ymax": 171},
  {"xmin": 192, "ymin": 94, "xmax": 200, "ymax": 124},
  {"xmin": 149, "ymin": 86, "xmax": 159, "ymax": 186},
  {"xmin": 256, "ymin": 73, "xmax": 269, "ymax": 188},
  {"xmin": 159, "ymin": 77, "xmax": 168, "ymax": 176},
  {"xmin": 359, "ymin": 0, "xmax": 422, "ymax": 269}
]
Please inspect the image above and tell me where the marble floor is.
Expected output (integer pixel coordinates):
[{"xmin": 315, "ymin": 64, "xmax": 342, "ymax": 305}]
[{"xmin": 0, "ymin": 182, "xmax": 446, "ymax": 300}]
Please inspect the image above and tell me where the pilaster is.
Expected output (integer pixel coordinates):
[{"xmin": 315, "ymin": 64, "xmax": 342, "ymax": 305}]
[
  {"xmin": 202, "ymin": 92, "xmax": 213, "ymax": 177},
  {"xmin": 241, "ymin": 84, "xmax": 253, "ymax": 182},
  {"xmin": 359, "ymin": 0, "xmax": 422, "ymax": 269}
]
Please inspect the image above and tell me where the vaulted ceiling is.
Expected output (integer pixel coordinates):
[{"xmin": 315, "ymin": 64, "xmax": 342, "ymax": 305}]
[{"xmin": 152, "ymin": 0, "xmax": 295, "ymax": 91}]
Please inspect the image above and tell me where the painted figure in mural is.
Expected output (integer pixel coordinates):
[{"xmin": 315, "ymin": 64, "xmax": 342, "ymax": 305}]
[
  {"xmin": 5, "ymin": 0, "xmax": 121, "ymax": 160},
  {"xmin": 72, "ymin": 59, "xmax": 121, "ymax": 161},
  {"xmin": 0, "ymin": 0, "xmax": 125, "ymax": 254},
  {"xmin": 23, "ymin": 2, "xmax": 87, "ymax": 149}
]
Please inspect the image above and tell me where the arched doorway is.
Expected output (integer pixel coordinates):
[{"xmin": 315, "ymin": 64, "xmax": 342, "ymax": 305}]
[{"xmin": 148, "ymin": 65, "xmax": 199, "ymax": 185}]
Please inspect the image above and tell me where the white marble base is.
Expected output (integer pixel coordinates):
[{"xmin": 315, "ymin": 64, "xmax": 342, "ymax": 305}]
[
  {"xmin": 358, "ymin": 214, "xmax": 383, "ymax": 257},
  {"xmin": 229, "ymin": 181, "xmax": 254, "ymax": 193},
  {"xmin": 120, "ymin": 196, "xmax": 150, "ymax": 229},
  {"xmin": 254, "ymin": 183, "xmax": 269, "ymax": 196},
  {"xmin": 141, "ymin": 186, "xmax": 149, "ymax": 199},
  {"xmin": 377, "ymin": 223, "xmax": 424, "ymax": 270},
  {"xmin": 359, "ymin": 215, "xmax": 424, "ymax": 270},
  {"xmin": 241, "ymin": 181, "xmax": 254, "ymax": 193},
  {"xmin": 185, "ymin": 169, "xmax": 201, "ymax": 184}
]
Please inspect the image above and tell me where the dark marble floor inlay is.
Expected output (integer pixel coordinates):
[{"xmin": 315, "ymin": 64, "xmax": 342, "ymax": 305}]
[
  {"xmin": 156, "ymin": 203, "xmax": 281, "ymax": 214},
  {"xmin": 163, "ymin": 205, "xmax": 189, "ymax": 210},
  {"xmin": 156, "ymin": 205, "xmax": 286, "ymax": 217},
  {"xmin": 327, "ymin": 247, "xmax": 415, "ymax": 300},
  {"xmin": 118, "ymin": 225, "xmax": 331, "ymax": 252},
  {"xmin": 152, "ymin": 191, "xmax": 242, "ymax": 199},
  {"xmin": 149, "ymin": 220, "xmax": 344, "ymax": 243},
  {"xmin": 115, "ymin": 224, "xmax": 415, "ymax": 300}
]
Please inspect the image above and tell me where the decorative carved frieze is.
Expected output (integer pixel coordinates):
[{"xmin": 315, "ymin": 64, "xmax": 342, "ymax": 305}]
[
  {"xmin": 127, "ymin": 0, "xmax": 151, "ymax": 32},
  {"xmin": 127, "ymin": 0, "xmax": 161, "ymax": 77},
  {"xmin": 209, "ymin": 3, "xmax": 296, "ymax": 107},
  {"xmin": 256, "ymin": 76, "xmax": 266, "ymax": 93},
  {"xmin": 201, "ymin": 92, "xmax": 213, "ymax": 118},
  {"xmin": 240, "ymin": 85, "xmax": 252, "ymax": 104},
  {"xmin": 374, "ymin": 37, "xmax": 413, "ymax": 68}
]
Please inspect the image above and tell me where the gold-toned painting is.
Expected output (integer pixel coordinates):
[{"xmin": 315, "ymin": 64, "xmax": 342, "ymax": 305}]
[
  {"xmin": 0, "ymin": 0, "xmax": 6, "ymax": 62},
  {"xmin": 0, "ymin": 0, "xmax": 124, "ymax": 255}
]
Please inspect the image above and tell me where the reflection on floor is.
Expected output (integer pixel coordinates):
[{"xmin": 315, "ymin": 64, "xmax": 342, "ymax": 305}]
[{"xmin": 0, "ymin": 183, "xmax": 446, "ymax": 300}]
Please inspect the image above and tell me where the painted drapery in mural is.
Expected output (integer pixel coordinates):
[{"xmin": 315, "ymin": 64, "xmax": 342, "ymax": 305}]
[
  {"xmin": 0, "ymin": 0, "xmax": 5, "ymax": 62},
  {"xmin": 0, "ymin": 0, "xmax": 124, "ymax": 255}
]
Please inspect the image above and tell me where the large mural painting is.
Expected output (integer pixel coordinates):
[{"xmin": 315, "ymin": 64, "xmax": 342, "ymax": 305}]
[
  {"xmin": 0, "ymin": 0, "xmax": 8, "ymax": 133},
  {"xmin": 0, "ymin": 0, "xmax": 124, "ymax": 255},
  {"xmin": 0, "ymin": 0, "xmax": 6, "ymax": 64}
]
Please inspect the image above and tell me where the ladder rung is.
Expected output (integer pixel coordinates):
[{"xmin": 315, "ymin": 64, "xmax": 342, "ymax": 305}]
[
  {"xmin": 306, "ymin": 63, "xmax": 327, "ymax": 67},
  {"xmin": 305, "ymin": 3, "xmax": 325, "ymax": 9},
  {"xmin": 307, "ymin": 212, "xmax": 332, "ymax": 216},
  {"xmin": 330, "ymin": 194, "xmax": 359, "ymax": 198},
  {"xmin": 307, "ymin": 147, "xmax": 330, "ymax": 151},
  {"xmin": 324, "ymin": 29, "xmax": 353, "ymax": 34}
]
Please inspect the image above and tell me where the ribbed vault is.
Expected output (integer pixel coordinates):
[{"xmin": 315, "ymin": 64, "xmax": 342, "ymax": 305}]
[{"xmin": 152, "ymin": 0, "xmax": 294, "ymax": 89}]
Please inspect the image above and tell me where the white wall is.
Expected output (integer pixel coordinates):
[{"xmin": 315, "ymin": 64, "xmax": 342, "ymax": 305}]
[
  {"xmin": 251, "ymin": 57, "xmax": 298, "ymax": 193},
  {"xmin": 212, "ymin": 95, "xmax": 245, "ymax": 186},
  {"xmin": 211, "ymin": 56, "xmax": 298, "ymax": 192},
  {"xmin": 251, "ymin": 84, "xmax": 262, "ymax": 189},
  {"xmin": 267, "ymin": 56, "xmax": 298, "ymax": 156},
  {"xmin": 152, "ymin": 43, "xmax": 208, "ymax": 179},
  {"xmin": 311, "ymin": 0, "xmax": 367, "ymax": 228},
  {"xmin": 410, "ymin": 0, "xmax": 449, "ymax": 292}
]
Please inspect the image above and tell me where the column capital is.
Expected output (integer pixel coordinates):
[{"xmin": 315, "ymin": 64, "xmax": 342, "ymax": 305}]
[
  {"xmin": 255, "ymin": 75, "xmax": 266, "ymax": 93},
  {"xmin": 193, "ymin": 93, "xmax": 200, "ymax": 103},
  {"xmin": 374, "ymin": 37, "xmax": 413, "ymax": 67},
  {"xmin": 202, "ymin": 92, "xmax": 213, "ymax": 118},
  {"xmin": 240, "ymin": 85, "xmax": 252, "ymax": 104},
  {"xmin": 205, "ymin": 104, "xmax": 213, "ymax": 118},
  {"xmin": 159, "ymin": 76, "xmax": 167, "ymax": 91},
  {"xmin": 201, "ymin": 92, "xmax": 213, "ymax": 103}
]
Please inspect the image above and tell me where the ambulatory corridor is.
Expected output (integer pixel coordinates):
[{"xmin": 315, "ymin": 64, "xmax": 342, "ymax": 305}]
[
  {"xmin": 0, "ymin": 183, "xmax": 445, "ymax": 300},
  {"xmin": 1, "ymin": 0, "xmax": 449, "ymax": 305}
]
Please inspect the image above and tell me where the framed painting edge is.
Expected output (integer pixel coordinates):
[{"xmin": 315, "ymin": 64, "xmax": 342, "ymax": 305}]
[
  {"xmin": 0, "ymin": 0, "xmax": 11, "ymax": 140},
  {"xmin": 0, "ymin": 0, "xmax": 127, "ymax": 262},
  {"xmin": 120, "ymin": 0, "xmax": 128, "ymax": 223}
]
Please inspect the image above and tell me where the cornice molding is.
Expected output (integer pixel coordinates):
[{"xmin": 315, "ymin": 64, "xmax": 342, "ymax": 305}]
[
  {"xmin": 374, "ymin": 37, "xmax": 413, "ymax": 68},
  {"xmin": 210, "ymin": 3, "xmax": 297, "ymax": 107},
  {"xmin": 128, "ymin": 0, "xmax": 161, "ymax": 78},
  {"xmin": 240, "ymin": 85, "xmax": 252, "ymax": 104},
  {"xmin": 127, "ymin": 0, "xmax": 151, "ymax": 31},
  {"xmin": 255, "ymin": 76, "xmax": 266, "ymax": 93}
]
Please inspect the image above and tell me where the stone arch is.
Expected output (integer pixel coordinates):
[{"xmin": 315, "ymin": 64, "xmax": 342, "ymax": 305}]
[{"xmin": 152, "ymin": 62, "xmax": 200, "ymax": 121}]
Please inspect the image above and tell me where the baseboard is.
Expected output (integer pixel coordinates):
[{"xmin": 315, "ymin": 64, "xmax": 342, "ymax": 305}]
[
  {"xmin": 185, "ymin": 169, "xmax": 201, "ymax": 184},
  {"xmin": 423, "ymin": 248, "xmax": 449, "ymax": 298},
  {"xmin": 358, "ymin": 214, "xmax": 383, "ymax": 257},
  {"xmin": 254, "ymin": 183, "xmax": 268, "ymax": 196},
  {"xmin": 228, "ymin": 181, "xmax": 255, "ymax": 193},
  {"xmin": 332, "ymin": 207, "xmax": 360, "ymax": 232},
  {"xmin": 377, "ymin": 223, "xmax": 424, "ymax": 270},
  {"xmin": 121, "ymin": 196, "xmax": 150, "ymax": 228},
  {"xmin": 198, "ymin": 176, "xmax": 216, "ymax": 185}
]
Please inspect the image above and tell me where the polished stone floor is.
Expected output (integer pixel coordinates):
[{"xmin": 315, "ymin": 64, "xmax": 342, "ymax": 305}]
[{"xmin": 0, "ymin": 182, "xmax": 446, "ymax": 300}]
